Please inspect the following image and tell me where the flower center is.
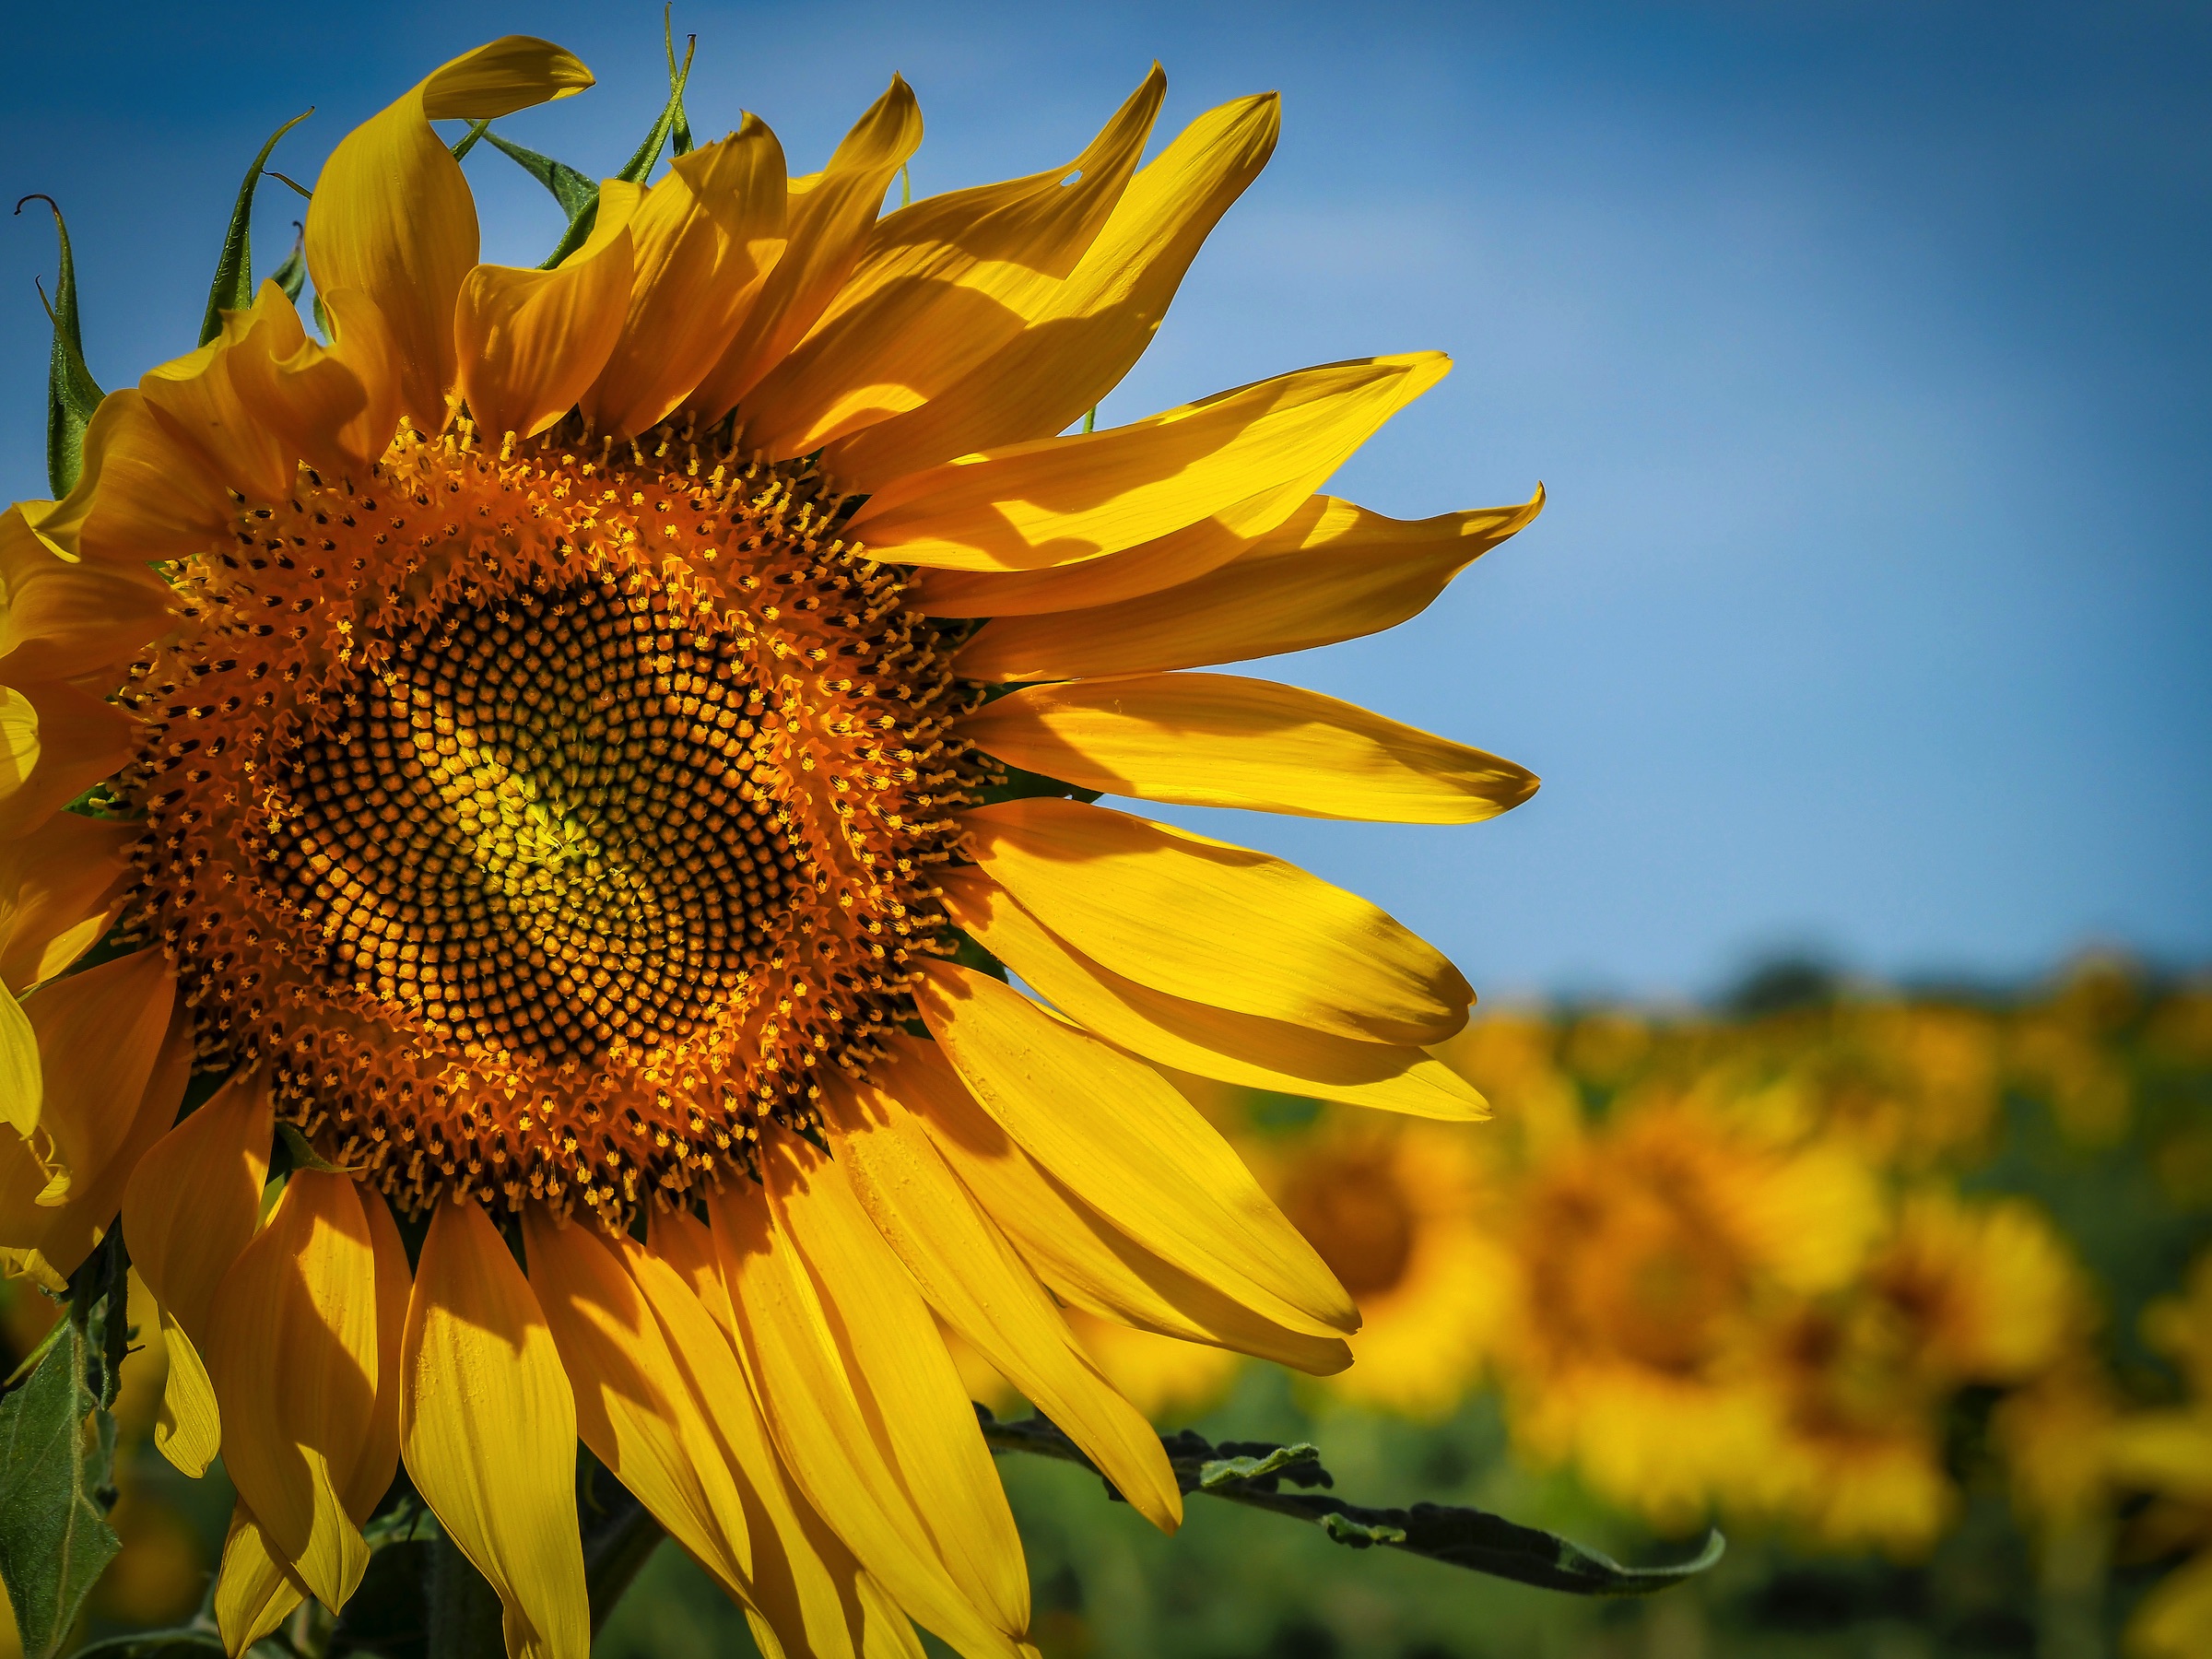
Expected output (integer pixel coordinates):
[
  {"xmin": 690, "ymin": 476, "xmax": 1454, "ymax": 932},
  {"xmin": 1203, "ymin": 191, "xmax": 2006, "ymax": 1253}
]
[
  {"xmin": 112, "ymin": 423, "xmax": 975, "ymax": 1218},
  {"xmin": 1281, "ymin": 1148, "xmax": 1418, "ymax": 1300},
  {"xmin": 270, "ymin": 572, "xmax": 794, "ymax": 1065}
]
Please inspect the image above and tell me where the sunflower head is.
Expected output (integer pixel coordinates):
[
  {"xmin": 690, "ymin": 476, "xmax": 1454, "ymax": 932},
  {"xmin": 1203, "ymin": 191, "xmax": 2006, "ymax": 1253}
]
[
  {"xmin": 1, "ymin": 31, "xmax": 1543, "ymax": 1659},
  {"xmin": 108, "ymin": 414, "xmax": 972, "ymax": 1220}
]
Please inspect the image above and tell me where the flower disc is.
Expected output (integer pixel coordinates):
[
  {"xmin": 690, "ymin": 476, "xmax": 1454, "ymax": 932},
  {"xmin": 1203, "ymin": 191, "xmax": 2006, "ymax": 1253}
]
[{"xmin": 113, "ymin": 422, "xmax": 971, "ymax": 1217}]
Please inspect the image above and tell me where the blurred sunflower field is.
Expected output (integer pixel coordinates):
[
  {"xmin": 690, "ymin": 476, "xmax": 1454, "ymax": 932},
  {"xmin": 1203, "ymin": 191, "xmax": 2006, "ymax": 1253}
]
[{"xmin": 7, "ymin": 954, "xmax": 2207, "ymax": 1659}]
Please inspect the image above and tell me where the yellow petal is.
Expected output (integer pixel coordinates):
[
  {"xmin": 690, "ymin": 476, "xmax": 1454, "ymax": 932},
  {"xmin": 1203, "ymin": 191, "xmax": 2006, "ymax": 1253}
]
[
  {"xmin": 402, "ymin": 1198, "xmax": 588, "ymax": 1659},
  {"xmin": 736, "ymin": 70, "xmax": 1164, "ymax": 462},
  {"xmin": 878, "ymin": 1036, "xmax": 1350, "ymax": 1374},
  {"xmin": 708, "ymin": 1180, "xmax": 1026, "ymax": 1659},
  {"xmin": 522, "ymin": 1208, "xmax": 756, "ymax": 1598},
  {"xmin": 0, "ymin": 984, "xmax": 35, "ymax": 1146},
  {"xmin": 124, "ymin": 1066, "xmax": 273, "ymax": 1337},
  {"xmin": 457, "ymin": 228, "xmax": 634, "ymax": 441},
  {"xmin": 821, "ymin": 1073, "xmax": 1182, "ymax": 1530},
  {"xmin": 38, "ymin": 389, "xmax": 234, "ymax": 562},
  {"xmin": 828, "ymin": 90, "xmax": 1278, "ymax": 490},
  {"xmin": 225, "ymin": 285, "xmax": 402, "ymax": 481},
  {"xmin": 959, "ymin": 489, "xmax": 1545, "ymax": 677},
  {"xmin": 3, "ymin": 949, "xmax": 183, "ymax": 1278},
  {"xmin": 579, "ymin": 120, "xmax": 789, "ymax": 441},
  {"xmin": 153, "ymin": 1309, "xmax": 223, "ymax": 1481},
  {"xmin": 966, "ymin": 672, "xmax": 1540, "ymax": 827},
  {"xmin": 214, "ymin": 1502, "xmax": 307, "ymax": 1655},
  {"xmin": 349, "ymin": 1184, "xmax": 413, "ymax": 1517},
  {"xmin": 135, "ymin": 280, "xmax": 399, "ymax": 501},
  {"xmin": 0, "ymin": 503, "xmax": 172, "ymax": 684},
  {"xmin": 0, "ymin": 678, "xmax": 136, "ymax": 841},
  {"xmin": 627, "ymin": 1228, "xmax": 903, "ymax": 1659},
  {"xmin": 959, "ymin": 797, "xmax": 1471, "ymax": 1045},
  {"xmin": 0, "ymin": 785, "xmax": 137, "ymax": 994},
  {"xmin": 759, "ymin": 1132, "xmax": 1031, "ymax": 1641},
  {"xmin": 914, "ymin": 961, "xmax": 1356, "ymax": 1337},
  {"xmin": 912, "ymin": 483, "xmax": 1312, "ymax": 619},
  {"xmin": 306, "ymin": 37, "xmax": 594, "ymax": 432},
  {"xmin": 845, "ymin": 353, "xmax": 1447, "ymax": 572},
  {"xmin": 11, "ymin": 942, "xmax": 172, "ymax": 1150},
  {"xmin": 939, "ymin": 868, "xmax": 1485, "ymax": 1119},
  {"xmin": 203, "ymin": 1171, "xmax": 378, "ymax": 1611},
  {"xmin": 135, "ymin": 347, "xmax": 288, "ymax": 504},
  {"xmin": 686, "ymin": 78, "xmax": 923, "ymax": 421}
]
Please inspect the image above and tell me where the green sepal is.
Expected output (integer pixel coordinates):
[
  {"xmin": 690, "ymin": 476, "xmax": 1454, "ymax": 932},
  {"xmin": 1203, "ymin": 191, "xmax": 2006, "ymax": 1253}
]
[
  {"xmin": 533, "ymin": 16, "xmax": 699, "ymax": 270},
  {"xmin": 197, "ymin": 109, "xmax": 312, "ymax": 346},
  {"xmin": 664, "ymin": 6, "xmax": 695, "ymax": 157},
  {"xmin": 967, "ymin": 759, "xmax": 1103, "ymax": 808},
  {"xmin": 266, "ymin": 221, "xmax": 308, "ymax": 305},
  {"xmin": 483, "ymin": 132, "xmax": 598, "ymax": 221},
  {"xmin": 450, "ymin": 117, "xmax": 493, "ymax": 160},
  {"xmin": 18, "ymin": 194, "xmax": 105, "ymax": 499},
  {"xmin": 946, "ymin": 930, "xmax": 1009, "ymax": 982},
  {"xmin": 276, "ymin": 1120, "xmax": 365, "ymax": 1175},
  {"xmin": 0, "ymin": 1320, "xmax": 121, "ymax": 1659}
]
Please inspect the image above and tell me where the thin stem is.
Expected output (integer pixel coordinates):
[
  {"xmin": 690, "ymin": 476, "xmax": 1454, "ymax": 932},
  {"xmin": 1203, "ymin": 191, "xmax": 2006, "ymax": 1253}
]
[
  {"xmin": 974, "ymin": 1407, "xmax": 1724, "ymax": 1597},
  {"xmin": 425, "ymin": 1533, "xmax": 504, "ymax": 1659}
]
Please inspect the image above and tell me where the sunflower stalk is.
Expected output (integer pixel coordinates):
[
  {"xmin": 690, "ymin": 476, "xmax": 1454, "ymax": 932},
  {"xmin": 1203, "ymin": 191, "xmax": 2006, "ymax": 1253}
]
[{"xmin": 973, "ymin": 1406, "xmax": 1726, "ymax": 1597}]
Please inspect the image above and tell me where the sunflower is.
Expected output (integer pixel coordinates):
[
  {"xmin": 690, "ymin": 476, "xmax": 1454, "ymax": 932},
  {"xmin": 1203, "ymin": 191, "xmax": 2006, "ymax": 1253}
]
[
  {"xmin": 1256, "ymin": 1110, "xmax": 1508, "ymax": 1422},
  {"xmin": 1756, "ymin": 1190, "xmax": 2088, "ymax": 1556},
  {"xmin": 1489, "ymin": 1094, "xmax": 1881, "ymax": 1530},
  {"xmin": 0, "ymin": 34, "xmax": 1540, "ymax": 1659}
]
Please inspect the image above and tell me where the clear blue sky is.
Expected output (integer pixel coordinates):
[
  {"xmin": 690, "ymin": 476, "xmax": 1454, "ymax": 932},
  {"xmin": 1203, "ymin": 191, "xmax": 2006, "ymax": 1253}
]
[{"xmin": 4, "ymin": 1, "xmax": 2205, "ymax": 1001}]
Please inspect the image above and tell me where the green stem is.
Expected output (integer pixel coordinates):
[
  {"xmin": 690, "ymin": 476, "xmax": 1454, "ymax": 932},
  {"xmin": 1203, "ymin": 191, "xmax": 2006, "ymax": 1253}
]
[
  {"xmin": 425, "ymin": 1533, "xmax": 504, "ymax": 1659},
  {"xmin": 974, "ymin": 1407, "xmax": 1725, "ymax": 1597},
  {"xmin": 582, "ymin": 1493, "xmax": 665, "ymax": 1637}
]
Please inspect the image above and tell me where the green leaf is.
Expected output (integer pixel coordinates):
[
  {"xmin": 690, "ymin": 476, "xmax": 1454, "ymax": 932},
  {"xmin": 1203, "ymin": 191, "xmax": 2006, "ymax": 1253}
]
[
  {"xmin": 1322, "ymin": 1512, "xmax": 1408, "ymax": 1547},
  {"xmin": 0, "ymin": 1321, "xmax": 120, "ymax": 1658},
  {"xmin": 1198, "ymin": 1442, "xmax": 1321, "ymax": 1490},
  {"xmin": 198, "ymin": 109, "xmax": 312, "ymax": 346},
  {"xmin": 17, "ymin": 194, "xmax": 105, "ymax": 499}
]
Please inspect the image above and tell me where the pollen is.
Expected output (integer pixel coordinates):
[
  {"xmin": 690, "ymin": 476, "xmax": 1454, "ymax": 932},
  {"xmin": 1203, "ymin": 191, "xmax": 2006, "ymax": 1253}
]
[{"xmin": 112, "ymin": 420, "xmax": 978, "ymax": 1220}]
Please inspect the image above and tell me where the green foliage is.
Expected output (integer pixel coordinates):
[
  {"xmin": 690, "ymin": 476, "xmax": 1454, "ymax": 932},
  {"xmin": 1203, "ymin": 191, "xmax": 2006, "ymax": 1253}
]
[
  {"xmin": 17, "ymin": 194, "xmax": 104, "ymax": 498},
  {"xmin": 197, "ymin": 111, "xmax": 312, "ymax": 346},
  {"xmin": 0, "ymin": 1321, "xmax": 121, "ymax": 1659},
  {"xmin": 68, "ymin": 1632, "xmax": 225, "ymax": 1657}
]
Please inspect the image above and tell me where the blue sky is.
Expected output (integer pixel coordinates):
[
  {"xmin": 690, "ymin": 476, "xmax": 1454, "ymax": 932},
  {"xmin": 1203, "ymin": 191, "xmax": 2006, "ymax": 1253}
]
[{"xmin": 3, "ymin": 1, "xmax": 2205, "ymax": 1000}]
